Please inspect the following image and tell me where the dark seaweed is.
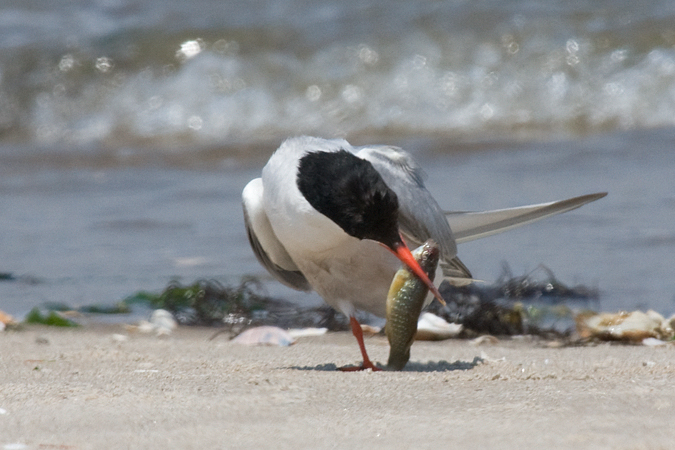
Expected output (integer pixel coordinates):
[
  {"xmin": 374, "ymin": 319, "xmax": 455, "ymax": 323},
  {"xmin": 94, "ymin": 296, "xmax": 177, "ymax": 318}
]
[
  {"xmin": 23, "ymin": 265, "xmax": 598, "ymax": 338},
  {"xmin": 427, "ymin": 264, "xmax": 599, "ymax": 337},
  {"xmin": 122, "ymin": 277, "xmax": 358, "ymax": 330}
]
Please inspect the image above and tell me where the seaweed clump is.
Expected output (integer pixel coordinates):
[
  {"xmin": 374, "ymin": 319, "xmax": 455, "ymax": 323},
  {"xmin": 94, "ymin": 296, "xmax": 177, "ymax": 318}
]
[
  {"xmin": 124, "ymin": 277, "xmax": 352, "ymax": 331},
  {"xmin": 427, "ymin": 264, "xmax": 599, "ymax": 338},
  {"xmin": 24, "ymin": 307, "xmax": 79, "ymax": 327}
]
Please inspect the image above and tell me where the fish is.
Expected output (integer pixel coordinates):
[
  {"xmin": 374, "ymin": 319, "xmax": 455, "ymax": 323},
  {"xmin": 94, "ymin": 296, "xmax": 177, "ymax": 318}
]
[{"xmin": 385, "ymin": 239, "xmax": 441, "ymax": 370}]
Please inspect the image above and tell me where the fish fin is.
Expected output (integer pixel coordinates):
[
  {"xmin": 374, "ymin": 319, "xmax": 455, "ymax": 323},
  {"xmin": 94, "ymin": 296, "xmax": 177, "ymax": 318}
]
[{"xmin": 440, "ymin": 255, "xmax": 473, "ymax": 279}]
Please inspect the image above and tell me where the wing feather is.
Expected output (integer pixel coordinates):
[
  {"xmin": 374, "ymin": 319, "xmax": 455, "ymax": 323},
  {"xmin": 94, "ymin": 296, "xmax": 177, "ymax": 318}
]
[
  {"xmin": 357, "ymin": 145, "xmax": 472, "ymax": 280},
  {"xmin": 447, "ymin": 192, "xmax": 608, "ymax": 243}
]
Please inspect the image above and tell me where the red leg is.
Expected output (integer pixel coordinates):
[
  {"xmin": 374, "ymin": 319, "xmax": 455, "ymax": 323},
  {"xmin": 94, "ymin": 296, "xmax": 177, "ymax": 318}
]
[{"xmin": 339, "ymin": 316, "xmax": 382, "ymax": 371}]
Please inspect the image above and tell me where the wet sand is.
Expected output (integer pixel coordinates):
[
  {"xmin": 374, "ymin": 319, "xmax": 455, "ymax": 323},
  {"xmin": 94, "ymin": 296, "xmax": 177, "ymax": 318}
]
[{"xmin": 1, "ymin": 325, "xmax": 674, "ymax": 450}]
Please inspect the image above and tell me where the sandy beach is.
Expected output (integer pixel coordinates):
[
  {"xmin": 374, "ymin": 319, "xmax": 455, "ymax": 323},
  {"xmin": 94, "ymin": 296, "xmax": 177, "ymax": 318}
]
[
  {"xmin": 1, "ymin": 325, "xmax": 674, "ymax": 450},
  {"xmin": 2, "ymin": 1, "xmax": 675, "ymax": 448}
]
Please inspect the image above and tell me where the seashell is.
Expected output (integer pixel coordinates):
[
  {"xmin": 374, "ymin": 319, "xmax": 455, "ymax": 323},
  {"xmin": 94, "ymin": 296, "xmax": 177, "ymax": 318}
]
[
  {"xmin": 577, "ymin": 310, "xmax": 674, "ymax": 342},
  {"xmin": 286, "ymin": 327, "xmax": 328, "ymax": 338},
  {"xmin": 3, "ymin": 443, "xmax": 29, "ymax": 450},
  {"xmin": 232, "ymin": 326, "xmax": 295, "ymax": 346},
  {"xmin": 360, "ymin": 324, "xmax": 381, "ymax": 336},
  {"xmin": 0, "ymin": 310, "xmax": 16, "ymax": 331},
  {"xmin": 415, "ymin": 312, "xmax": 463, "ymax": 341},
  {"xmin": 111, "ymin": 333, "xmax": 129, "ymax": 343},
  {"xmin": 150, "ymin": 309, "xmax": 177, "ymax": 336},
  {"xmin": 126, "ymin": 310, "xmax": 178, "ymax": 336},
  {"xmin": 642, "ymin": 337, "xmax": 667, "ymax": 347},
  {"xmin": 135, "ymin": 321, "xmax": 156, "ymax": 334},
  {"xmin": 0, "ymin": 310, "xmax": 15, "ymax": 324},
  {"xmin": 470, "ymin": 335, "xmax": 500, "ymax": 346}
]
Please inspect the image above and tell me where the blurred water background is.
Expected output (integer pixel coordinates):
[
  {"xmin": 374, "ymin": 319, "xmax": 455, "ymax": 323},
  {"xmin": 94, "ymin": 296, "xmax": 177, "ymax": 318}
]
[{"xmin": 1, "ymin": 0, "xmax": 674, "ymax": 317}]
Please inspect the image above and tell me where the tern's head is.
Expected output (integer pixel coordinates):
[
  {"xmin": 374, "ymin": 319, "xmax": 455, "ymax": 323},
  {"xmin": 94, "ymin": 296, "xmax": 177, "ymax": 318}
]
[
  {"xmin": 296, "ymin": 149, "xmax": 445, "ymax": 305},
  {"xmin": 297, "ymin": 149, "xmax": 401, "ymax": 248}
]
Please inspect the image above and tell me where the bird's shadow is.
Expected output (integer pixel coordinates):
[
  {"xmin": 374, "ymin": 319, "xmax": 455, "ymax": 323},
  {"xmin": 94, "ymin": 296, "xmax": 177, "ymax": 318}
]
[{"xmin": 290, "ymin": 356, "xmax": 483, "ymax": 372}]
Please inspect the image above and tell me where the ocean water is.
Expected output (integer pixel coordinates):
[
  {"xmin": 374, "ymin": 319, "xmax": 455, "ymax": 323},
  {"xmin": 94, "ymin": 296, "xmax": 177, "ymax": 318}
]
[{"xmin": 1, "ymin": 0, "xmax": 674, "ymax": 317}]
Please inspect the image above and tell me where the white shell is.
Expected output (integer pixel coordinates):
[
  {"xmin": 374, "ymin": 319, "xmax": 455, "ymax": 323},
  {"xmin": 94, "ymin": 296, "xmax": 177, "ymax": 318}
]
[
  {"xmin": 232, "ymin": 326, "xmax": 295, "ymax": 346},
  {"xmin": 579, "ymin": 310, "xmax": 674, "ymax": 341},
  {"xmin": 415, "ymin": 312, "xmax": 462, "ymax": 341}
]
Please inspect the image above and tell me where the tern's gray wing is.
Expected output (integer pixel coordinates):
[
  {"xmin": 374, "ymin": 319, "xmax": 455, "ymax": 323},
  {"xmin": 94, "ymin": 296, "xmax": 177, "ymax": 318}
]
[
  {"xmin": 357, "ymin": 145, "xmax": 472, "ymax": 280},
  {"xmin": 447, "ymin": 192, "xmax": 607, "ymax": 243},
  {"xmin": 242, "ymin": 178, "xmax": 311, "ymax": 291}
]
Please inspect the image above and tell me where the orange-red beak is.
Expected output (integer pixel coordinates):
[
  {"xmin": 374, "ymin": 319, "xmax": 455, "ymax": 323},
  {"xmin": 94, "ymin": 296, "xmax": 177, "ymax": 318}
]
[{"xmin": 387, "ymin": 238, "xmax": 446, "ymax": 307}]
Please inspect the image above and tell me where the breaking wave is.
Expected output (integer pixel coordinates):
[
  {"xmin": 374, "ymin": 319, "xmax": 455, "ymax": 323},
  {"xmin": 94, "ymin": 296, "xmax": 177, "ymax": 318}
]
[{"xmin": 1, "ymin": 0, "xmax": 675, "ymax": 160}]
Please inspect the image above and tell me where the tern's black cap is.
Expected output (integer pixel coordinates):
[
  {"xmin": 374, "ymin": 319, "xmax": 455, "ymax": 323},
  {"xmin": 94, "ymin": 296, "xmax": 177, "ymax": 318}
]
[{"xmin": 297, "ymin": 149, "xmax": 401, "ymax": 248}]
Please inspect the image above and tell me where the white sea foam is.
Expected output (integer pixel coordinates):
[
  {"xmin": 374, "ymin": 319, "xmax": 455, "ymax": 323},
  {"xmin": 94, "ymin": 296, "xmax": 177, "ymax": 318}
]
[{"xmin": 1, "ymin": 0, "xmax": 675, "ymax": 156}]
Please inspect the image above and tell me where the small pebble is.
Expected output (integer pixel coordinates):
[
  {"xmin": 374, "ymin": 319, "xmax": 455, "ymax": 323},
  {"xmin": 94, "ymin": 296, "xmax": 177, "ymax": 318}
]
[
  {"xmin": 359, "ymin": 324, "xmax": 381, "ymax": 336},
  {"xmin": 136, "ymin": 321, "xmax": 155, "ymax": 333},
  {"xmin": 111, "ymin": 333, "xmax": 128, "ymax": 343},
  {"xmin": 470, "ymin": 335, "xmax": 499, "ymax": 346},
  {"xmin": 642, "ymin": 337, "xmax": 666, "ymax": 347},
  {"xmin": 4, "ymin": 444, "xmax": 28, "ymax": 450}
]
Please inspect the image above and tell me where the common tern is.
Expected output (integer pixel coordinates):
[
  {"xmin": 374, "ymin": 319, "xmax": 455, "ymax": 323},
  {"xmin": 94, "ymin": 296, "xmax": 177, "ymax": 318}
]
[{"xmin": 242, "ymin": 136, "xmax": 606, "ymax": 370}]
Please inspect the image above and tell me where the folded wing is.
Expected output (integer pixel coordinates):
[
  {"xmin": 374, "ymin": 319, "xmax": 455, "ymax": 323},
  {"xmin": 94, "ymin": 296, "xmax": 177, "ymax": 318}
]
[
  {"xmin": 357, "ymin": 145, "xmax": 472, "ymax": 280},
  {"xmin": 242, "ymin": 178, "xmax": 311, "ymax": 291}
]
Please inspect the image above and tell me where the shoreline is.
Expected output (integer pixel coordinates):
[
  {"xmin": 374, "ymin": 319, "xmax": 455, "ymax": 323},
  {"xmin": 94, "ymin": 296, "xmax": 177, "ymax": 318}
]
[{"xmin": 2, "ymin": 324, "xmax": 674, "ymax": 449}]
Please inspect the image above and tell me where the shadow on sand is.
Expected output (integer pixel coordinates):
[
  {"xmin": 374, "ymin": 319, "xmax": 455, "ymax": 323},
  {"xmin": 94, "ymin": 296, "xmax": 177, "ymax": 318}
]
[{"xmin": 291, "ymin": 356, "xmax": 483, "ymax": 372}]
